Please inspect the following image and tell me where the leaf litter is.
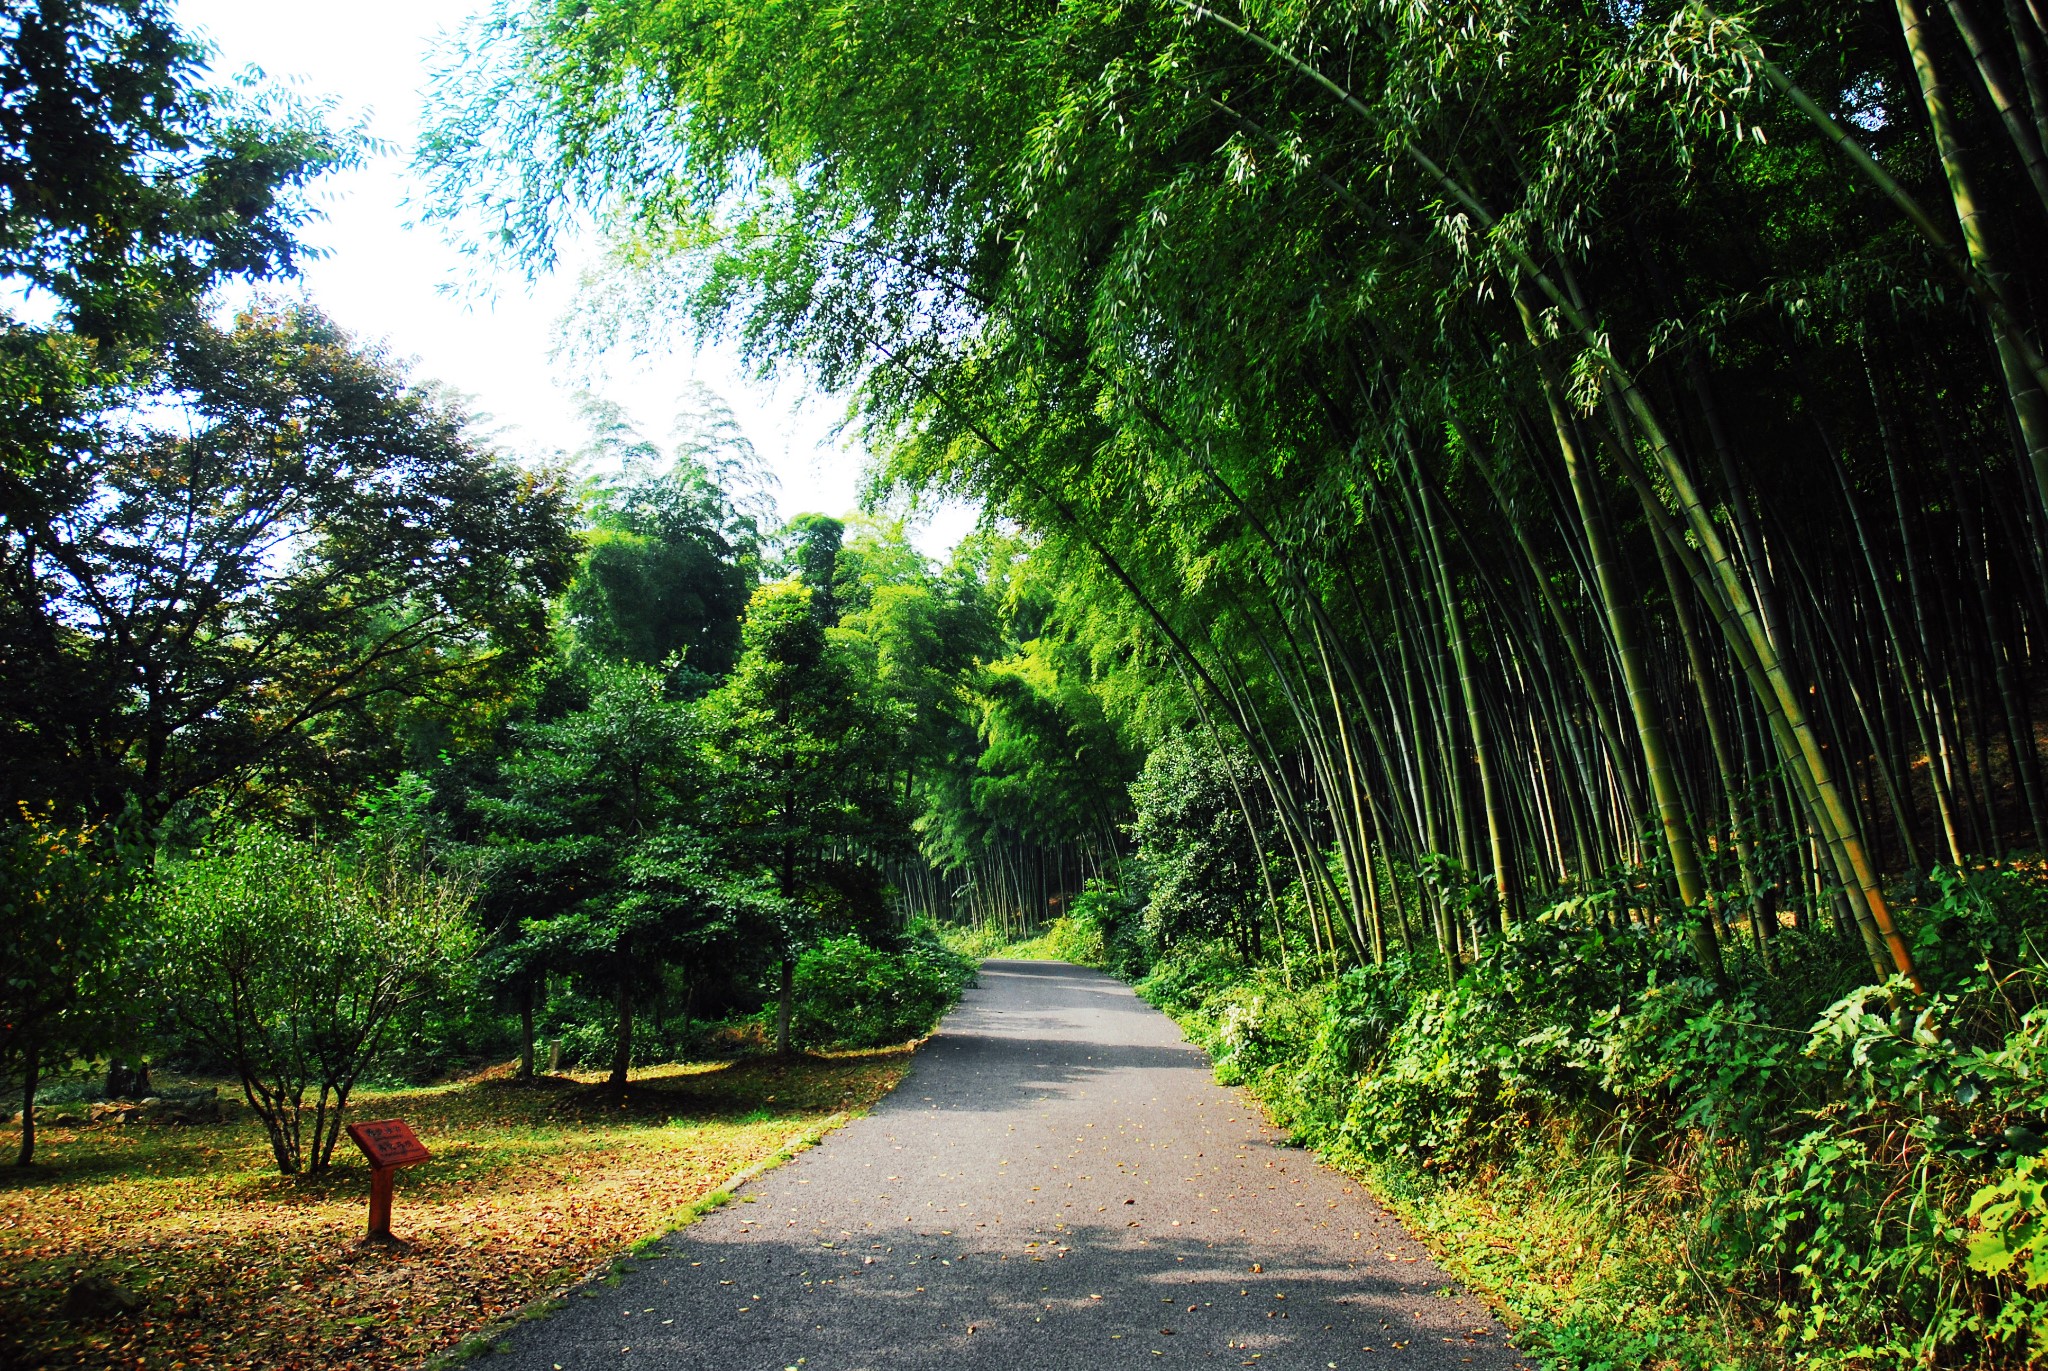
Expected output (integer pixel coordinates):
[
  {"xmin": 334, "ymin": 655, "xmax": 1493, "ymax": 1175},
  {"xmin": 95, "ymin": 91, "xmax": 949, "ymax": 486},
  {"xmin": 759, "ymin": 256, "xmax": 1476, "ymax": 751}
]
[{"xmin": 0, "ymin": 1051, "xmax": 910, "ymax": 1369}]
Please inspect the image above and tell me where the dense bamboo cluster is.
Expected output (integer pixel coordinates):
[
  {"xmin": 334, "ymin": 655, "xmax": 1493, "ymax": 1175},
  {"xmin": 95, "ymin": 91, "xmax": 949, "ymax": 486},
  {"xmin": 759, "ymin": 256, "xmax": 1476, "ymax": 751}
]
[
  {"xmin": 888, "ymin": 840, "xmax": 1113, "ymax": 937},
  {"xmin": 424, "ymin": 0, "xmax": 2048, "ymax": 985}
]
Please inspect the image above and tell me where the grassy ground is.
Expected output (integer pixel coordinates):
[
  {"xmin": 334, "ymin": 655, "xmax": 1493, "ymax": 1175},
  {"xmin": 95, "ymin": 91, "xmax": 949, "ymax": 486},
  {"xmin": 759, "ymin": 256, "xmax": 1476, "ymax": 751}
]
[
  {"xmin": 0, "ymin": 1051, "xmax": 912, "ymax": 1371},
  {"xmin": 939, "ymin": 920, "xmax": 1095, "ymax": 963},
  {"xmin": 1354, "ymin": 1149, "xmax": 1739, "ymax": 1369}
]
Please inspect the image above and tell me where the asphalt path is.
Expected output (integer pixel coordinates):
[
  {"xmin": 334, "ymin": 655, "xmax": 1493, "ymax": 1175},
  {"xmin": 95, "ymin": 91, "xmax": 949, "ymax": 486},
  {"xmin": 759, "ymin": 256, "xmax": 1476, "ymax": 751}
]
[{"xmin": 492, "ymin": 959, "xmax": 1528, "ymax": 1371}]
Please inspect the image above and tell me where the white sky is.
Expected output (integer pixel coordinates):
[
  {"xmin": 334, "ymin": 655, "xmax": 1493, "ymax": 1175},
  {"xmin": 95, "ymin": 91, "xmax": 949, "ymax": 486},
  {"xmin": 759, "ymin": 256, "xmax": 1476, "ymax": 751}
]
[{"xmin": 174, "ymin": 0, "xmax": 976, "ymax": 556}]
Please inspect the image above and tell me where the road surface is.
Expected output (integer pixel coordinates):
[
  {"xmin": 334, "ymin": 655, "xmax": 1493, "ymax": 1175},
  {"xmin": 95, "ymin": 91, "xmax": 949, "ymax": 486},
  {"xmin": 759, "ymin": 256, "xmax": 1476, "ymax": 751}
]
[{"xmin": 492, "ymin": 959, "xmax": 1526, "ymax": 1371}]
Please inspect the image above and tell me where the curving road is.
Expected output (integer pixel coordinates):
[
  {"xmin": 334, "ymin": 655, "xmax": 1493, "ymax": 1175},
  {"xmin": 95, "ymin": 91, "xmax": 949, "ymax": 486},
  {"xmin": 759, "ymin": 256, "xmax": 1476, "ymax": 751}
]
[{"xmin": 493, "ymin": 959, "xmax": 1528, "ymax": 1371}]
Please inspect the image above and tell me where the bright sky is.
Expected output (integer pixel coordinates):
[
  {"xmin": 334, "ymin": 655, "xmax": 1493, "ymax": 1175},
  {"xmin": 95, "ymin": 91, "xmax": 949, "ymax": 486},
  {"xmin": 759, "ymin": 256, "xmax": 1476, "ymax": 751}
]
[{"xmin": 174, "ymin": 0, "xmax": 976, "ymax": 556}]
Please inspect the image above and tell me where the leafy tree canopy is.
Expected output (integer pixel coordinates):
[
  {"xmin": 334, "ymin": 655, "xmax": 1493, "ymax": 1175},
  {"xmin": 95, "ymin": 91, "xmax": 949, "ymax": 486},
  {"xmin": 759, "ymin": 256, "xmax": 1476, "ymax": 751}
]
[{"xmin": 1, "ymin": 304, "xmax": 580, "ymax": 826}]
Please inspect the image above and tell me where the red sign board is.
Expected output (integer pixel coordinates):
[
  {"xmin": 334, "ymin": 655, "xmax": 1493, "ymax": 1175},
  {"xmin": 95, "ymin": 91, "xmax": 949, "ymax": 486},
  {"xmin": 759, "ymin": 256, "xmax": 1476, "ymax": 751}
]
[{"xmin": 346, "ymin": 1119, "xmax": 431, "ymax": 1170}]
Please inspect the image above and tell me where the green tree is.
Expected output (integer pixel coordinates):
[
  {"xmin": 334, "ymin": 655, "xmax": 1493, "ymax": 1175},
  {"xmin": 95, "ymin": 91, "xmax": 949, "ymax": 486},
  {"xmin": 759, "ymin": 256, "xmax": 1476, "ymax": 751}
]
[
  {"xmin": 562, "ymin": 393, "xmax": 761, "ymax": 676},
  {"xmin": 0, "ymin": 809, "xmax": 128, "ymax": 1165},
  {"xmin": 1, "ymin": 304, "xmax": 580, "ymax": 825},
  {"xmin": 470, "ymin": 662, "xmax": 739, "ymax": 1089},
  {"xmin": 780, "ymin": 514, "xmax": 846, "ymax": 627},
  {"xmin": 152, "ymin": 828, "xmax": 476, "ymax": 1175},
  {"xmin": 707, "ymin": 581, "xmax": 906, "ymax": 1053},
  {"xmin": 0, "ymin": 0, "xmax": 342, "ymax": 350},
  {"xmin": 1130, "ymin": 731, "xmax": 1275, "ymax": 961}
]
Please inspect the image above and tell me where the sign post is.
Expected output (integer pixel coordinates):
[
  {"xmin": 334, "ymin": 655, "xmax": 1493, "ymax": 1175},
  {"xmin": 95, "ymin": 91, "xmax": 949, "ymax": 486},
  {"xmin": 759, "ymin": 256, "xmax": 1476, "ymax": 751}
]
[{"xmin": 345, "ymin": 1119, "xmax": 432, "ymax": 1244}]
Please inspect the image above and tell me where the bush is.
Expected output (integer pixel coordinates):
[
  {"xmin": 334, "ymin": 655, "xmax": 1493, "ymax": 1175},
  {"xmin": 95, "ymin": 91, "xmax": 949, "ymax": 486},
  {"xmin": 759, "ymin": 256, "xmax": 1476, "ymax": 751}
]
[
  {"xmin": 151, "ymin": 829, "xmax": 478, "ymax": 1174},
  {"xmin": 1136, "ymin": 938, "xmax": 1244, "ymax": 1018},
  {"xmin": 1021, "ymin": 914, "xmax": 1106, "ymax": 966},
  {"xmin": 375, "ymin": 992, "xmax": 509, "ymax": 1085},
  {"xmin": 787, "ymin": 929, "xmax": 975, "ymax": 1050},
  {"xmin": 554, "ymin": 1012, "xmax": 630, "ymax": 1070},
  {"xmin": 1074, "ymin": 877, "xmax": 1154, "ymax": 978},
  {"xmin": 936, "ymin": 921, "xmax": 1015, "ymax": 960},
  {"xmin": 0, "ymin": 812, "xmax": 130, "ymax": 1163}
]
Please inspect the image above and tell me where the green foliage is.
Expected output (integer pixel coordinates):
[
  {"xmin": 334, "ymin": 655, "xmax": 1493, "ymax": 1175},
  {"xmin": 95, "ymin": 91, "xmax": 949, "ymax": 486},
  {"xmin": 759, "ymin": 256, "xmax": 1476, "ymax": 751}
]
[
  {"xmin": 706, "ymin": 579, "xmax": 910, "ymax": 1050},
  {"xmin": 936, "ymin": 920, "xmax": 1016, "ymax": 961},
  {"xmin": 1131, "ymin": 732, "xmax": 1274, "ymax": 959},
  {"xmin": 566, "ymin": 530, "xmax": 744, "ymax": 674},
  {"xmin": 1972, "ymin": 1153, "xmax": 2048, "ymax": 1290},
  {"xmin": 1070, "ymin": 877, "xmax": 1154, "ymax": 979},
  {"xmin": 3, "ymin": 304, "xmax": 580, "ymax": 826},
  {"xmin": 17, "ymin": 8, "xmax": 2048, "ymax": 1371},
  {"xmin": 0, "ymin": 6, "xmax": 434, "ymax": 834},
  {"xmin": 0, "ymin": 0, "xmax": 1091, "ymax": 1218},
  {"xmin": 989, "ymin": 877, "xmax": 1156, "ymax": 973},
  {"xmin": 709, "ymin": 581, "xmax": 906, "ymax": 906},
  {"xmin": 0, "ymin": 809, "xmax": 131, "ymax": 1162},
  {"xmin": 1004, "ymin": 914, "xmax": 1104, "ymax": 966},
  {"xmin": 0, "ymin": 0, "xmax": 346, "ymax": 348},
  {"xmin": 1968, "ymin": 1156, "xmax": 2048, "ymax": 1357},
  {"xmin": 787, "ymin": 928, "xmax": 976, "ymax": 1050},
  {"xmin": 411, "ymin": 0, "xmax": 2048, "ymax": 1008},
  {"xmin": 464, "ymin": 660, "xmax": 750, "ymax": 1084},
  {"xmin": 563, "ymin": 392, "xmax": 760, "ymax": 675},
  {"xmin": 780, "ymin": 515, "xmax": 845, "ymax": 626},
  {"xmin": 970, "ymin": 645, "xmax": 1135, "ymax": 850},
  {"xmin": 150, "ymin": 829, "xmax": 478, "ymax": 1174},
  {"xmin": 1703, "ymin": 869, "xmax": 2048, "ymax": 1359}
]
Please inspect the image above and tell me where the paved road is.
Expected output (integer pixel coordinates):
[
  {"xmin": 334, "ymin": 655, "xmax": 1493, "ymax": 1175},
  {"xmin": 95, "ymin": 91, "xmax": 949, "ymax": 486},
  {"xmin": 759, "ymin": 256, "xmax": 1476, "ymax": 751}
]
[{"xmin": 493, "ymin": 960, "xmax": 1527, "ymax": 1371}]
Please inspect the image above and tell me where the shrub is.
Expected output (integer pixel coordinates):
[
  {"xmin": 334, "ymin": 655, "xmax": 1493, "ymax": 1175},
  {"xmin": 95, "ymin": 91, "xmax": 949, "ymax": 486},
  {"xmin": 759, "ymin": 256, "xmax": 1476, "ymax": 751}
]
[
  {"xmin": 1731, "ymin": 885, "xmax": 2048, "ymax": 1362},
  {"xmin": 1969, "ymin": 1153, "xmax": 2048, "ymax": 1356},
  {"xmin": 0, "ymin": 811, "xmax": 130, "ymax": 1165},
  {"xmin": 937, "ymin": 921, "xmax": 1015, "ymax": 960},
  {"xmin": 1073, "ymin": 877, "xmax": 1154, "ymax": 978},
  {"xmin": 787, "ymin": 930, "xmax": 975, "ymax": 1050},
  {"xmin": 1136, "ymin": 938, "xmax": 1244, "ymax": 1019},
  {"xmin": 555, "ymin": 1012, "xmax": 630, "ymax": 1070},
  {"xmin": 151, "ymin": 829, "xmax": 477, "ymax": 1174},
  {"xmin": 1032, "ymin": 914, "xmax": 1106, "ymax": 966}
]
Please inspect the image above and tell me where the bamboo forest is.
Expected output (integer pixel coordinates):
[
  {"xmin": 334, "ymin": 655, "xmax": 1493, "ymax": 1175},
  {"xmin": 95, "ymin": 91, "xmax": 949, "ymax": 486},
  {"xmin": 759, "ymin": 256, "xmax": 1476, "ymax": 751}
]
[{"xmin": 6, "ymin": 0, "xmax": 2048, "ymax": 1365}]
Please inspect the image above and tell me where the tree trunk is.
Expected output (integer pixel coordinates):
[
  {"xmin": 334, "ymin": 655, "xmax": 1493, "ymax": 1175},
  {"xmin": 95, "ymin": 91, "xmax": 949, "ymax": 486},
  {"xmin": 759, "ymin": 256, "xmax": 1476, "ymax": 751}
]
[
  {"xmin": 1427, "ymin": 492, "xmax": 1514, "ymax": 923},
  {"xmin": 518, "ymin": 977, "xmax": 536, "ymax": 1083},
  {"xmin": 1521, "ymin": 309, "xmax": 1720, "ymax": 979},
  {"xmin": 2004, "ymin": 0, "xmax": 2048, "ymax": 164},
  {"xmin": 1651, "ymin": 518, "xmax": 1765, "ymax": 970},
  {"xmin": 609, "ymin": 975, "xmax": 633, "ymax": 1091},
  {"xmin": 1895, "ymin": 0, "xmax": 2048, "ymax": 527},
  {"xmin": 1604, "ymin": 379, "xmax": 1912, "ymax": 983},
  {"xmin": 1942, "ymin": 0, "xmax": 2048, "ymax": 215},
  {"xmin": 1954, "ymin": 475, "xmax": 2048, "ymax": 849},
  {"xmin": 1869, "ymin": 361, "xmax": 1968, "ymax": 865},
  {"xmin": 16, "ymin": 1040, "xmax": 38, "ymax": 1167},
  {"xmin": 776, "ymin": 956, "xmax": 795, "ymax": 1057}
]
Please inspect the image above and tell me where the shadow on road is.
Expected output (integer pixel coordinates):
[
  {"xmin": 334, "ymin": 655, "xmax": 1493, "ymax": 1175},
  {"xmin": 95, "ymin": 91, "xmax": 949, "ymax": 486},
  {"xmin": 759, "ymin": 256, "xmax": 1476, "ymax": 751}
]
[{"xmin": 521, "ymin": 1215, "xmax": 1516, "ymax": 1370}]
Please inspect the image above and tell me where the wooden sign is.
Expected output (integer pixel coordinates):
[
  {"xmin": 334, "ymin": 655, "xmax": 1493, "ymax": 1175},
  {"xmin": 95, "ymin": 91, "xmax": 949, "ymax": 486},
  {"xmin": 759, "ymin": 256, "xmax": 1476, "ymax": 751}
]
[
  {"xmin": 346, "ymin": 1119, "xmax": 431, "ymax": 1243},
  {"xmin": 347, "ymin": 1119, "xmax": 431, "ymax": 1170}
]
